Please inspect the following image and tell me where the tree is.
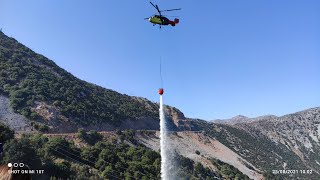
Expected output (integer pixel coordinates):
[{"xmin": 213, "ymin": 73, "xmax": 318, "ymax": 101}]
[
  {"xmin": 0, "ymin": 123, "xmax": 14, "ymax": 143},
  {"xmin": 44, "ymin": 137, "xmax": 71, "ymax": 158},
  {"xmin": 78, "ymin": 129, "xmax": 103, "ymax": 145},
  {"xmin": 87, "ymin": 130, "xmax": 103, "ymax": 145},
  {"xmin": 2, "ymin": 137, "xmax": 41, "ymax": 169},
  {"xmin": 194, "ymin": 162, "xmax": 206, "ymax": 177},
  {"xmin": 78, "ymin": 128, "xmax": 86, "ymax": 140}
]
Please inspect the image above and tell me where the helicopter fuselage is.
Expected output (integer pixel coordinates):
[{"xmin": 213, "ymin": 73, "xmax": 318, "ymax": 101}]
[
  {"xmin": 148, "ymin": 15, "xmax": 178, "ymax": 26},
  {"xmin": 149, "ymin": 15, "xmax": 169, "ymax": 25}
]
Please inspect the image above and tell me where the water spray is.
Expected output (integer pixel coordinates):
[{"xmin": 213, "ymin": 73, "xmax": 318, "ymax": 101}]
[
  {"xmin": 159, "ymin": 56, "xmax": 167, "ymax": 179},
  {"xmin": 159, "ymin": 94, "xmax": 167, "ymax": 180},
  {"xmin": 159, "ymin": 92, "xmax": 176, "ymax": 180},
  {"xmin": 159, "ymin": 58, "xmax": 176, "ymax": 180}
]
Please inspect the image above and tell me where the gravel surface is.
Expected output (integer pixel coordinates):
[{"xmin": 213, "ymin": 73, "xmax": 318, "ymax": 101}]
[{"xmin": 0, "ymin": 95, "xmax": 32, "ymax": 132}]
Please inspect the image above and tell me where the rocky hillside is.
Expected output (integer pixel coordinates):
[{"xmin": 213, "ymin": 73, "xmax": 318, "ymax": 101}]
[
  {"xmin": 0, "ymin": 31, "xmax": 190, "ymax": 132},
  {"xmin": 212, "ymin": 114, "xmax": 278, "ymax": 125},
  {"xmin": 0, "ymin": 95, "xmax": 32, "ymax": 132},
  {"xmin": 195, "ymin": 108, "xmax": 320, "ymax": 179},
  {"xmin": 236, "ymin": 108, "xmax": 320, "ymax": 175},
  {"xmin": 134, "ymin": 106, "xmax": 320, "ymax": 179},
  {"xmin": 1, "ymin": 31, "xmax": 320, "ymax": 179},
  {"xmin": 137, "ymin": 131, "xmax": 264, "ymax": 179}
]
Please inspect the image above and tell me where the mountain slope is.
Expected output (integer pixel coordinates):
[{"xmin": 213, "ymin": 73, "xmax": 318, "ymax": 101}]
[
  {"xmin": 137, "ymin": 131, "xmax": 264, "ymax": 179},
  {"xmin": 0, "ymin": 31, "xmax": 163, "ymax": 132},
  {"xmin": 212, "ymin": 115, "xmax": 278, "ymax": 125},
  {"xmin": 1, "ymin": 31, "xmax": 320, "ymax": 179},
  {"xmin": 236, "ymin": 107, "xmax": 320, "ymax": 175},
  {"xmin": 197, "ymin": 108, "xmax": 320, "ymax": 179},
  {"xmin": 0, "ymin": 95, "xmax": 31, "ymax": 132}
]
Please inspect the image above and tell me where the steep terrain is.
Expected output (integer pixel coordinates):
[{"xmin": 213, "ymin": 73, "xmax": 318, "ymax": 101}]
[
  {"xmin": 0, "ymin": 31, "xmax": 181, "ymax": 132},
  {"xmin": 198, "ymin": 108, "xmax": 320, "ymax": 179},
  {"xmin": 1, "ymin": 31, "xmax": 320, "ymax": 179},
  {"xmin": 0, "ymin": 95, "xmax": 32, "ymax": 132},
  {"xmin": 236, "ymin": 108, "xmax": 320, "ymax": 175},
  {"xmin": 137, "ymin": 131, "xmax": 264, "ymax": 179}
]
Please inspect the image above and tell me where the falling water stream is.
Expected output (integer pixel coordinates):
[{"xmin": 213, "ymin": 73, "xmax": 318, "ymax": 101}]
[
  {"xmin": 160, "ymin": 95, "xmax": 176, "ymax": 180},
  {"xmin": 159, "ymin": 95, "xmax": 167, "ymax": 179}
]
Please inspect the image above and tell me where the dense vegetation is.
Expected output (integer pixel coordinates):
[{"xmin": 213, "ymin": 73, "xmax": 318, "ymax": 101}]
[
  {"xmin": 1, "ymin": 124, "xmax": 220, "ymax": 179},
  {"xmin": 77, "ymin": 129, "xmax": 104, "ymax": 145},
  {"xmin": 210, "ymin": 158, "xmax": 250, "ymax": 179},
  {"xmin": 175, "ymin": 155, "xmax": 218, "ymax": 179},
  {"xmin": 0, "ymin": 122, "xmax": 14, "ymax": 143},
  {"xmin": 0, "ymin": 31, "xmax": 158, "ymax": 126},
  {"xmin": 0, "ymin": 30, "xmax": 249, "ymax": 179}
]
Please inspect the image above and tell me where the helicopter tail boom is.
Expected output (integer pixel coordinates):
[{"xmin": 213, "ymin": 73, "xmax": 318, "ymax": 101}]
[{"xmin": 169, "ymin": 18, "xmax": 179, "ymax": 26}]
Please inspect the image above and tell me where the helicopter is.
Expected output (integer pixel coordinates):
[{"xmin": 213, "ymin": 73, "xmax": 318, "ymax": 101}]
[{"xmin": 145, "ymin": 2, "xmax": 181, "ymax": 28}]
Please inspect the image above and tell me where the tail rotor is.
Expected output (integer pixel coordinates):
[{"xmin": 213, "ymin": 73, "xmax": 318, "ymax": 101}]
[{"xmin": 174, "ymin": 18, "xmax": 179, "ymax": 24}]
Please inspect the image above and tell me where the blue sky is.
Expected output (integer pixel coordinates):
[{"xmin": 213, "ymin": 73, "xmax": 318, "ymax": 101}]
[{"xmin": 1, "ymin": 0, "xmax": 319, "ymax": 120}]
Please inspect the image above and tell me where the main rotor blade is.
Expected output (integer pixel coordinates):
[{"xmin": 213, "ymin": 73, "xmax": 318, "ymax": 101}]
[
  {"xmin": 160, "ymin": 8, "xmax": 182, "ymax": 12},
  {"xmin": 149, "ymin": 1, "xmax": 157, "ymax": 9},
  {"xmin": 150, "ymin": 2, "xmax": 161, "ymax": 16},
  {"xmin": 156, "ymin": 5, "xmax": 161, "ymax": 16}
]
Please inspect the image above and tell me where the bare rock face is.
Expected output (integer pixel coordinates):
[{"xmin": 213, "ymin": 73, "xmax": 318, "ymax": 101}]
[
  {"xmin": 32, "ymin": 101, "xmax": 59, "ymax": 121},
  {"xmin": 165, "ymin": 106, "xmax": 186, "ymax": 121},
  {"xmin": 164, "ymin": 106, "xmax": 185, "ymax": 128}
]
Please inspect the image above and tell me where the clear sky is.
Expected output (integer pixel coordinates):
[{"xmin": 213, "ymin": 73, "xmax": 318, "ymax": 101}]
[{"xmin": 1, "ymin": 0, "xmax": 319, "ymax": 120}]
